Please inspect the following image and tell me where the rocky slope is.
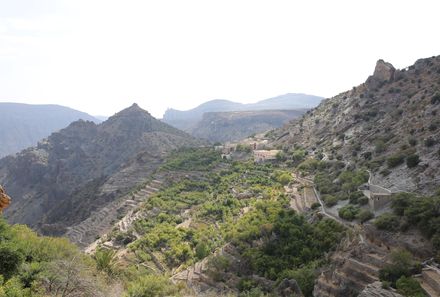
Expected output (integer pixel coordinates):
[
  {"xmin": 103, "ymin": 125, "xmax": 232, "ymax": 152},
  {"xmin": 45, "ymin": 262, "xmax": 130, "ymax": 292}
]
[
  {"xmin": 162, "ymin": 93, "xmax": 322, "ymax": 134},
  {"xmin": 273, "ymin": 56, "xmax": 440, "ymax": 193},
  {"xmin": 0, "ymin": 103, "xmax": 100, "ymax": 158},
  {"xmin": 0, "ymin": 103, "xmax": 201, "ymax": 236},
  {"xmin": 192, "ymin": 109, "xmax": 305, "ymax": 143}
]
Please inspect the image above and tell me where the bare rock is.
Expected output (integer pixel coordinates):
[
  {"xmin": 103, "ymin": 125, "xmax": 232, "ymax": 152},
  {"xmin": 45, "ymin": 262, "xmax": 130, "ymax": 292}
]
[
  {"xmin": 366, "ymin": 59, "xmax": 396, "ymax": 89},
  {"xmin": 358, "ymin": 281, "xmax": 403, "ymax": 297},
  {"xmin": 0, "ymin": 185, "xmax": 11, "ymax": 211}
]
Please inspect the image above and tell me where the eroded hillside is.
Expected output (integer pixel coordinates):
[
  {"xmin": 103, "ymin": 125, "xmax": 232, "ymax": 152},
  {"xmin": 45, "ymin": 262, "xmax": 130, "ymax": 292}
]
[
  {"xmin": 0, "ymin": 104, "xmax": 202, "ymax": 236},
  {"xmin": 273, "ymin": 56, "xmax": 440, "ymax": 194}
]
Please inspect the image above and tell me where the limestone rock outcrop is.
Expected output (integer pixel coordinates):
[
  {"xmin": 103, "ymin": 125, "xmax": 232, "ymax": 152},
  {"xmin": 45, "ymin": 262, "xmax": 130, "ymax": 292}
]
[
  {"xmin": 366, "ymin": 59, "xmax": 396, "ymax": 89},
  {"xmin": 0, "ymin": 185, "xmax": 11, "ymax": 211}
]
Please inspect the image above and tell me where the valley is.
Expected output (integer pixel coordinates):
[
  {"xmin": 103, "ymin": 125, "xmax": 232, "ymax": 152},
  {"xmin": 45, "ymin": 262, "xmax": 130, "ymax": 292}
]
[{"xmin": 0, "ymin": 55, "xmax": 439, "ymax": 297}]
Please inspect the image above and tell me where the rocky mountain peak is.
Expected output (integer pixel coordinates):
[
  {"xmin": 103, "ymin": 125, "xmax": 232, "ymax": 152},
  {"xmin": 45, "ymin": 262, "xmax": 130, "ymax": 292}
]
[
  {"xmin": 366, "ymin": 59, "xmax": 396, "ymax": 89},
  {"xmin": 373, "ymin": 59, "xmax": 396, "ymax": 81}
]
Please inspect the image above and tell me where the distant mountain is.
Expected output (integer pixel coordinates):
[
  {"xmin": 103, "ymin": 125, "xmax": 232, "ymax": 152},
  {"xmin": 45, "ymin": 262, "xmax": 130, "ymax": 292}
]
[
  {"xmin": 0, "ymin": 103, "xmax": 202, "ymax": 235},
  {"xmin": 0, "ymin": 103, "xmax": 100, "ymax": 158},
  {"xmin": 162, "ymin": 93, "xmax": 323, "ymax": 134},
  {"xmin": 192, "ymin": 109, "xmax": 306, "ymax": 143}
]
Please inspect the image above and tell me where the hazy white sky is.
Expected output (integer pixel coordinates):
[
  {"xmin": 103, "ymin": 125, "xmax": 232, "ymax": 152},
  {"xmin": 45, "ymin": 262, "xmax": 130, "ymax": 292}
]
[{"xmin": 1, "ymin": 0, "xmax": 439, "ymax": 118}]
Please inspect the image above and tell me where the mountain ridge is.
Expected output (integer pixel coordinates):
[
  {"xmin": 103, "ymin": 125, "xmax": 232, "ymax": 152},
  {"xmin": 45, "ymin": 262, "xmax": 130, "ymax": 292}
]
[
  {"xmin": 163, "ymin": 93, "xmax": 323, "ymax": 140},
  {"xmin": 272, "ymin": 56, "xmax": 440, "ymax": 193},
  {"xmin": 0, "ymin": 102, "xmax": 101, "ymax": 158},
  {"xmin": 0, "ymin": 103, "xmax": 202, "ymax": 235}
]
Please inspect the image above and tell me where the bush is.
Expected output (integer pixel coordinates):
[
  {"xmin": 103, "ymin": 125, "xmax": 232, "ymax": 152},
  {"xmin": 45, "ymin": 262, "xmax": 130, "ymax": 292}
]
[
  {"xmin": 358, "ymin": 196, "xmax": 369, "ymax": 205},
  {"xmin": 338, "ymin": 205, "xmax": 360, "ymax": 221},
  {"xmin": 379, "ymin": 249, "xmax": 414, "ymax": 286},
  {"xmin": 425, "ymin": 137, "xmax": 436, "ymax": 147},
  {"xmin": 396, "ymin": 276, "xmax": 426, "ymax": 296},
  {"xmin": 311, "ymin": 202, "xmax": 321, "ymax": 210},
  {"xmin": 357, "ymin": 209, "xmax": 374, "ymax": 223},
  {"xmin": 375, "ymin": 213, "xmax": 400, "ymax": 231},
  {"xmin": 322, "ymin": 195, "xmax": 338, "ymax": 207},
  {"xmin": 431, "ymin": 93, "xmax": 440, "ymax": 104},
  {"xmin": 0, "ymin": 243, "xmax": 24, "ymax": 279},
  {"xmin": 387, "ymin": 154, "xmax": 405, "ymax": 168},
  {"xmin": 125, "ymin": 275, "xmax": 180, "ymax": 297},
  {"xmin": 406, "ymin": 154, "xmax": 420, "ymax": 168},
  {"xmin": 349, "ymin": 191, "xmax": 364, "ymax": 204},
  {"xmin": 408, "ymin": 138, "xmax": 417, "ymax": 147},
  {"xmin": 375, "ymin": 140, "xmax": 387, "ymax": 154}
]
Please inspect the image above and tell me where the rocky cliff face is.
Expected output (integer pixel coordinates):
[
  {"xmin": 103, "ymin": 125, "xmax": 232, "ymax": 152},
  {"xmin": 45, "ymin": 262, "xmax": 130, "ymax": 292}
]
[
  {"xmin": 192, "ymin": 109, "xmax": 305, "ymax": 143},
  {"xmin": 0, "ymin": 103, "xmax": 201, "ymax": 235},
  {"xmin": 273, "ymin": 56, "xmax": 440, "ymax": 193}
]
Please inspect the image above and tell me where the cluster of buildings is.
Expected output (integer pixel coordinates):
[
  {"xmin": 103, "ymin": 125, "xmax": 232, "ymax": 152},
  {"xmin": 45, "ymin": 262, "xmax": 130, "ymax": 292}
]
[{"xmin": 214, "ymin": 139, "xmax": 281, "ymax": 163}]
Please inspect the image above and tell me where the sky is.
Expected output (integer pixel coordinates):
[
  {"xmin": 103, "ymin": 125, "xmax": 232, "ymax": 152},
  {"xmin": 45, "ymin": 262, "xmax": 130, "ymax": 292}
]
[{"xmin": 0, "ymin": 0, "xmax": 439, "ymax": 118}]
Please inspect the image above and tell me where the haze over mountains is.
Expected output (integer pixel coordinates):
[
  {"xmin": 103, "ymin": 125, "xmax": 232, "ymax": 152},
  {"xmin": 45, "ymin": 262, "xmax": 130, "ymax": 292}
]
[
  {"xmin": 0, "ymin": 103, "xmax": 201, "ymax": 235},
  {"xmin": 162, "ymin": 93, "xmax": 323, "ymax": 140},
  {"xmin": 0, "ymin": 103, "xmax": 100, "ymax": 158}
]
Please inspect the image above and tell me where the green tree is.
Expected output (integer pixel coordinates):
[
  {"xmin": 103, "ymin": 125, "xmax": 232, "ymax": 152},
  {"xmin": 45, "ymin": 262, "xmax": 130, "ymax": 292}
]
[{"xmin": 395, "ymin": 276, "xmax": 426, "ymax": 297}]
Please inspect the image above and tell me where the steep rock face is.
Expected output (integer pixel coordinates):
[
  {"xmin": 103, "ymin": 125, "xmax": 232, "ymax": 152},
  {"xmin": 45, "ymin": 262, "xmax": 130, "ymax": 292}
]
[
  {"xmin": 273, "ymin": 55, "xmax": 440, "ymax": 193},
  {"xmin": 0, "ymin": 103, "xmax": 100, "ymax": 158},
  {"xmin": 192, "ymin": 110, "xmax": 305, "ymax": 143},
  {"xmin": 0, "ymin": 104, "xmax": 201, "ymax": 235}
]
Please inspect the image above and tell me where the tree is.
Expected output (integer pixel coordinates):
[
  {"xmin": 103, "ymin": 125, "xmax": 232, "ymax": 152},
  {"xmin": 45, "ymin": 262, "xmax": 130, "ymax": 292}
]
[
  {"xmin": 395, "ymin": 276, "xmax": 425, "ymax": 297},
  {"xmin": 0, "ymin": 243, "xmax": 24, "ymax": 279},
  {"xmin": 94, "ymin": 248, "xmax": 118, "ymax": 277},
  {"xmin": 41, "ymin": 258, "xmax": 104, "ymax": 297},
  {"xmin": 379, "ymin": 249, "xmax": 414, "ymax": 286}
]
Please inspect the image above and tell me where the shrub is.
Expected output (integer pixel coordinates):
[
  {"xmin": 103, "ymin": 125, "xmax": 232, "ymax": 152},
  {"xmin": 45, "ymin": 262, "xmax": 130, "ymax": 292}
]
[
  {"xmin": 0, "ymin": 243, "xmax": 24, "ymax": 279},
  {"xmin": 349, "ymin": 191, "xmax": 364, "ymax": 204},
  {"xmin": 387, "ymin": 154, "xmax": 405, "ymax": 168},
  {"xmin": 408, "ymin": 138, "xmax": 417, "ymax": 147},
  {"xmin": 396, "ymin": 276, "xmax": 426, "ymax": 296},
  {"xmin": 380, "ymin": 168, "xmax": 391, "ymax": 176},
  {"xmin": 379, "ymin": 249, "xmax": 413, "ymax": 286},
  {"xmin": 358, "ymin": 196, "xmax": 369, "ymax": 205},
  {"xmin": 375, "ymin": 213, "xmax": 400, "ymax": 231},
  {"xmin": 406, "ymin": 154, "xmax": 420, "ymax": 168},
  {"xmin": 431, "ymin": 93, "xmax": 440, "ymax": 104},
  {"xmin": 375, "ymin": 140, "xmax": 387, "ymax": 154},
  {"xmin": 311, "ymin": 202, "xmax": 321, "ymax": 210},
  {"xmin": 322, "ymin": 195, "xmax": 338, "ymax": 207},
  {"xmin": 425, "ymin": 137, "xmax": 436, "ymax": 147},
  {"xmin": 126, "ymin": 275, "xmax": 180, "ymax": 297},
  {"xmin": 357, "ymin": 209, "xmax": 374, "ymax": 223},
  {"xmin": 338, "ymin": 205, "xmax": 360, "ymax": 221}
]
